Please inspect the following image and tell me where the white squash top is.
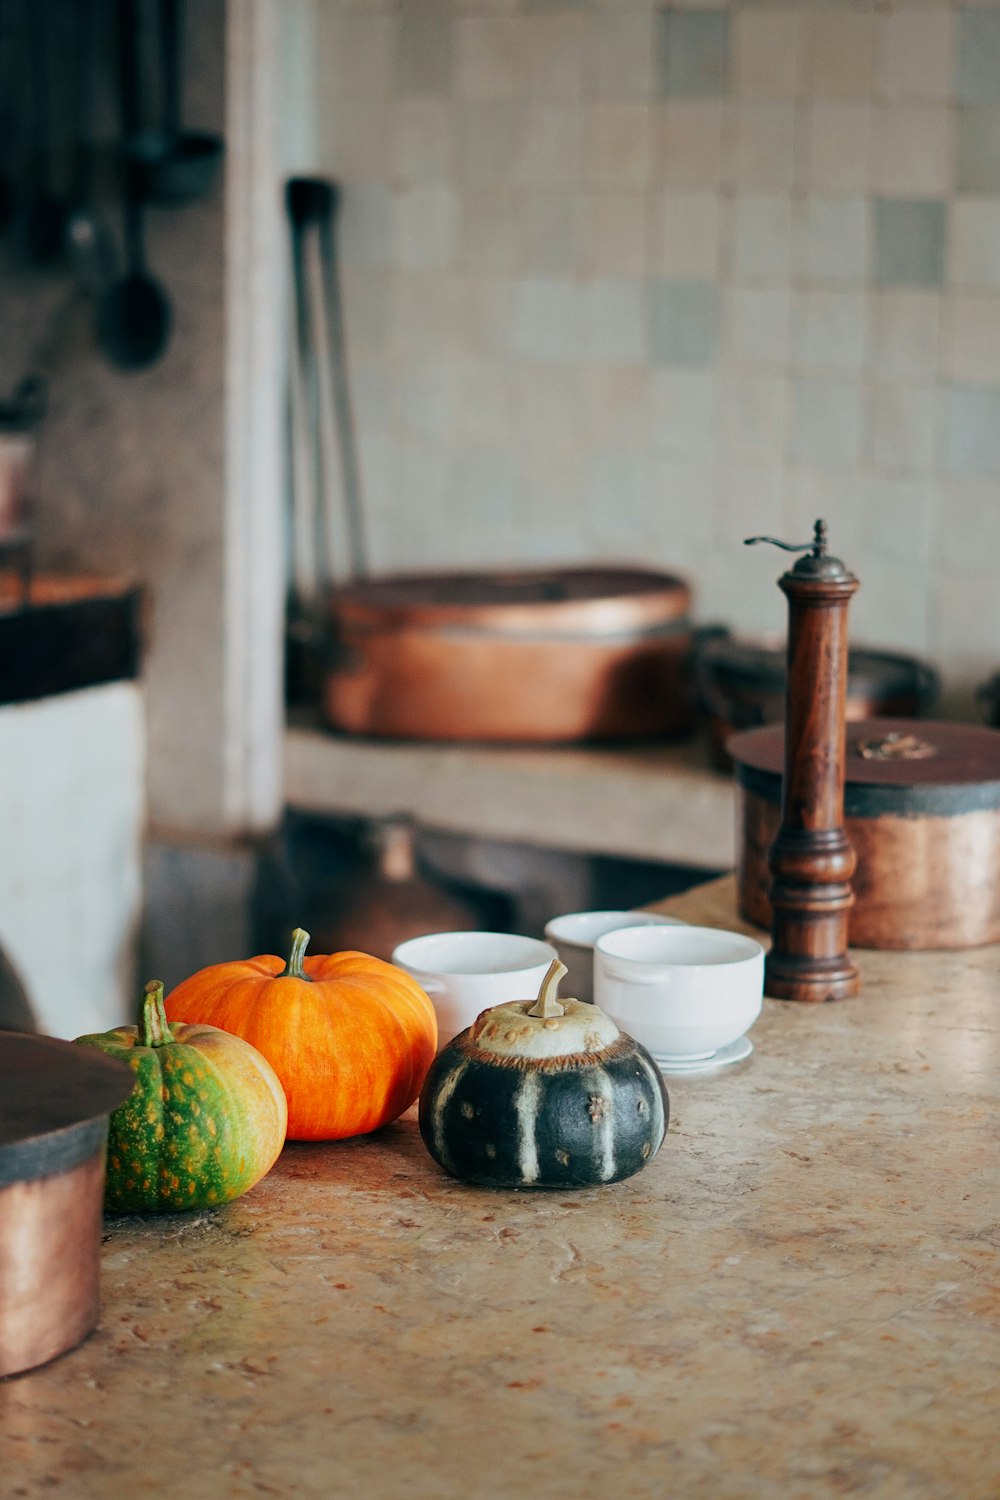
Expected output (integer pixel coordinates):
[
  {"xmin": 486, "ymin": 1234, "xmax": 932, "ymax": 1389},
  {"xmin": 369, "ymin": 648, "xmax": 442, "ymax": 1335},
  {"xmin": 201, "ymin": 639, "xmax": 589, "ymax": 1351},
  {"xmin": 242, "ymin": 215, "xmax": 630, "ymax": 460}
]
[{"xmin": 467, "ymin": 960, "xmax": 621, "ymax": 1061}]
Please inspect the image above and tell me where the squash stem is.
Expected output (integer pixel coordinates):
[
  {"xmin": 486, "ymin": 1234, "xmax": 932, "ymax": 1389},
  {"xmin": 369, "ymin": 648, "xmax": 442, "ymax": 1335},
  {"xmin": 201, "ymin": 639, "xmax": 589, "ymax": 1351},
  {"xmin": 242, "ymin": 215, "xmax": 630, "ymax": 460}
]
[
  {"xmin": 528, "ymin": 959, "xmax": 568, "ymax": 1019},
  {"xmin": 278, "ymin": 926, "xmax": 313, "ymax": 981},
  {"xmin": 140, "ymin": 980, "xmax": 173, "ymax": 1048}
]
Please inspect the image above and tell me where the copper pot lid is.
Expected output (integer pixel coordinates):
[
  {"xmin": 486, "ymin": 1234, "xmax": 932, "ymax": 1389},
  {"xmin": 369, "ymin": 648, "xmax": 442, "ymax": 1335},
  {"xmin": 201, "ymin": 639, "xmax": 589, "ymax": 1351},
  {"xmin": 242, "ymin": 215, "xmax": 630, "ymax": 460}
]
[
  {"xmin": 0, "ymin": 1032, "xmax": 134, "ymax": 1189},
  {"xmin": 699, "ymin": 634, "xmax": 936, "ymax": 700},
  {"xmin": 327, "ymin": 567, "xmax": 692, "ymax": 635},
  {"xmin": 730, "ymin": 718, "xmax": 1000, "ymax": 814}
]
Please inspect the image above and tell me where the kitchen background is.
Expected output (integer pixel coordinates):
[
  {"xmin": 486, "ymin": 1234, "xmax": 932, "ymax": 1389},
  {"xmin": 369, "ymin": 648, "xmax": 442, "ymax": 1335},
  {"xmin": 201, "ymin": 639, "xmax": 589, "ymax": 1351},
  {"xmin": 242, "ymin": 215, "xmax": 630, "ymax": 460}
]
[
  {"xmin": 283, "ymin": 0, "xmax": 1000, "ymax": 684},
  {"xmin": 1, "ymin": 0, "xmax": 999, "ymax": 1036}
]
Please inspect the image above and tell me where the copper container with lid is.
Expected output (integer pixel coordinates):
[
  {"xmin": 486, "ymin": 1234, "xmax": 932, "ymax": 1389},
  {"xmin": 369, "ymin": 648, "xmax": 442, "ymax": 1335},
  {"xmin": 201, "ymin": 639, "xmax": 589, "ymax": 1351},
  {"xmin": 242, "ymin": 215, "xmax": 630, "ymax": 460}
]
[
  {"xmin": 731, "ymin": 718, "xmax": 1000, "ymax": 951},
  {"xmin": 323, "ymin": 566, "xmax": 695, "ymax": 743},
  {"xmin": 0, "ymin": 1032, "xmax": 133, "ymax": 1378}
]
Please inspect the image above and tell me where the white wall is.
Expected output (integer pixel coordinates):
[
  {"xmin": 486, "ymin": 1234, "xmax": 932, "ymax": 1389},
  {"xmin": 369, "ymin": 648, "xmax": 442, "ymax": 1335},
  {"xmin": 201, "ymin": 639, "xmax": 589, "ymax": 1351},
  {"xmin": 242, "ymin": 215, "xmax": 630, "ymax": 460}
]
[{"xmin": 0, "ymin": 684, "xmax": 144, "ymax": 1037}]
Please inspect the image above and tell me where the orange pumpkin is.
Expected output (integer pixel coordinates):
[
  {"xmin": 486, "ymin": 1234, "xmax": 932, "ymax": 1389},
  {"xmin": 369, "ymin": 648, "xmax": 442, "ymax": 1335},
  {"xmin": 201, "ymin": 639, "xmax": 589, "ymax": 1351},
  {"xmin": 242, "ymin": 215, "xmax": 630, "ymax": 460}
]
[{"xmin": 163, "ymin": 929, "xmax": 437, "ymax": 1141}]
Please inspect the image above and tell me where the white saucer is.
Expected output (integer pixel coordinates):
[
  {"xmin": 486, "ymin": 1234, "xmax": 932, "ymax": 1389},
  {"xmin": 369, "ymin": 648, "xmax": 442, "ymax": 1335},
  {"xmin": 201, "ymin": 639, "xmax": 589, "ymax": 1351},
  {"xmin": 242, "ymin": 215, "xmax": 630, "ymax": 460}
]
[{"xmin": 654, "ymin": 1035, "xmax": 754, "ymax": 1076}]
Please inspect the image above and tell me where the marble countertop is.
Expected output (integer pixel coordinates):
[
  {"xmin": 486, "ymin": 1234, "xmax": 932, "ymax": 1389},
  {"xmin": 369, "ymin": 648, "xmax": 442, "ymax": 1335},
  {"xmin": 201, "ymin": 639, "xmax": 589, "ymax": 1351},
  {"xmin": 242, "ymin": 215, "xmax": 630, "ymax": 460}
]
[{"xmin": 4, "ymin": 877, "xmax": 999, "ymax": 1499}]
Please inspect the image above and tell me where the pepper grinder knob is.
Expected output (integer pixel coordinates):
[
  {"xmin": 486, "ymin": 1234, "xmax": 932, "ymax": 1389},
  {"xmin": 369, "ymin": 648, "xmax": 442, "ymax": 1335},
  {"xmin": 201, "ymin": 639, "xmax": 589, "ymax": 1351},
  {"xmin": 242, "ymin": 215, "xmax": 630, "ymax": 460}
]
[{"xmin": 744, "ymin": 517, "xmax": 861, "ymax": 1003}]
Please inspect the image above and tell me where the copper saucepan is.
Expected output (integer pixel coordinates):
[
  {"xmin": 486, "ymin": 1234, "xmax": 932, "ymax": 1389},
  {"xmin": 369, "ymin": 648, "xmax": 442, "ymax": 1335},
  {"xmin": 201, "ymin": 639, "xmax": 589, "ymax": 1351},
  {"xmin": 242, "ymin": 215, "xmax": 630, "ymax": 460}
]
[
  {"xmin": 0, "ymin": 1032, "xmax": 133, "ymax": 1378},
  {"xmin": 323, "ymin": 566, "xmax": 696, "ymax": 743}
]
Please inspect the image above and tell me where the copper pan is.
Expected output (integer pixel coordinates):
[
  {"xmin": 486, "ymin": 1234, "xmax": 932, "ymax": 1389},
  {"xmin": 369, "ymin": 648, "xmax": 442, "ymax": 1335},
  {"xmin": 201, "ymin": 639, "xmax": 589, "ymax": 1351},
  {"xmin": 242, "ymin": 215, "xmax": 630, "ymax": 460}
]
[
  {"xmin": 323, "ymin": 566, "xmax": 695, "ymax": 743},
  {"xmin": 0, "ymin": 1033, "xmax": 133, "ymax": 1378}
]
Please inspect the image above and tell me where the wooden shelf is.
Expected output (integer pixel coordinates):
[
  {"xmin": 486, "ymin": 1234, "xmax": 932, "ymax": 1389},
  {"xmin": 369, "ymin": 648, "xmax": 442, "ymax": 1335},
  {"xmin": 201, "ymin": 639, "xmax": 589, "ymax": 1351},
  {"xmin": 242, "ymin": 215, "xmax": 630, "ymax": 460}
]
[{"xmin": 284, "ymin": 721, "xmax": 736, "ymax": 869}]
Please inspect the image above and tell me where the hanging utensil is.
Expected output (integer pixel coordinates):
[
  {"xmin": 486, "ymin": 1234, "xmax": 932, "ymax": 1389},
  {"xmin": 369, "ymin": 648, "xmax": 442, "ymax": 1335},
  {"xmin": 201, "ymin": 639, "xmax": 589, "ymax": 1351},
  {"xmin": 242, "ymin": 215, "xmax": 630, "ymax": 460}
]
[
  {"xmin": 287, "ymin": 178, "xmax": 368, "ymax": 588},
  {"xmin": 0, "ymin": 0, "xmax": 17, "ymax": 235},
  {"xmin": 284, "ymin": 180, "xmax": 332, "ymax": 706},
  {"xmin": 130, "ymin": 0, "xmax": 223, "ymax": 206},
  {"xmin": 288, "ymin": 179, "xmax": 346, "ymax": 590},
  {"xmin": 64, "ymin": 0, "xmax": 117, "ymax": 296},
  {"xmin": 317, "ymin": 180, "xmax": 367, "ymax": 581},
  {"xmin": 96, "ymin": 0, "xmax": 171, "ymax": 369},
  {"xmin": 286, "ymin": 179, "xmax": 321, "ymax": 615},
  {"xmin": 23, "ymin": 0, "xmax": 66, "ymax": 264}
]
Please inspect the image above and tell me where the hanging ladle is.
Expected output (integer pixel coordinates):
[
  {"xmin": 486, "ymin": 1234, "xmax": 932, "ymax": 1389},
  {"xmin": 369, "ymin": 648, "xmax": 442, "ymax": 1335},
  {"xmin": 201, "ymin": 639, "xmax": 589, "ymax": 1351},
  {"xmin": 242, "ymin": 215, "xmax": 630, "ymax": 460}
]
[
  {"xmin": 0, "ymin": 0, "xmax": 17, "ymax": 236},
  {"xmin": 131, "ymin": 0, "xmax": 223, "ymax": 206},
  {"xmin": 23, "ymin": 1, "xmax": 66, "ymax": 264},
  {"xmin": 96, "ymin": 0, "xmax": 171, "ymax": 369}
]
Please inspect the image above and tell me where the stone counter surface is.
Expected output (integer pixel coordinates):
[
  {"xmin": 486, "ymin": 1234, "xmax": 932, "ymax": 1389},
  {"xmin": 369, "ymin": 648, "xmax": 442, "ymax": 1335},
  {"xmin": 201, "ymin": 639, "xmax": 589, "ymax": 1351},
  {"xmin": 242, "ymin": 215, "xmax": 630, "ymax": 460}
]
[{"xmin": 3, "ymin": 878, "xmax": 999, "ymax": 1499}]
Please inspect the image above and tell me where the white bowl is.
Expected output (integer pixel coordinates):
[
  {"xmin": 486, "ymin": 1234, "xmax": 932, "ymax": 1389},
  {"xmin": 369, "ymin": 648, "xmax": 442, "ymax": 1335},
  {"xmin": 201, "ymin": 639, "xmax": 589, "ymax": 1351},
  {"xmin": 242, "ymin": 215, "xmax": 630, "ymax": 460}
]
[
  {"xmin": 593, "ymin": 924, "xmax": 764, "ymax": 1064},
  {"xmin": 391, "ymin": 931, "xmax": 558, "ymax": 1049},
  {"xmin": 544, "ymin": 909, "xmax": 686, "ymax": 1004}
]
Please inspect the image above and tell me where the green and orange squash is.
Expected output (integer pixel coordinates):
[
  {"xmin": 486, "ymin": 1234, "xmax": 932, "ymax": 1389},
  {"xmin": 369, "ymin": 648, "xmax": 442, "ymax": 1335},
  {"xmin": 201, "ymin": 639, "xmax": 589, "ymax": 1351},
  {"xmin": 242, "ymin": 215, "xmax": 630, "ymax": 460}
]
[
  {"xmin": 163, "ymin": 928, "xmax": 437, "ymax": 1141},
  {"xmin": 75, "ymin": 980, "xmax": 287, "ymax": 1213}
]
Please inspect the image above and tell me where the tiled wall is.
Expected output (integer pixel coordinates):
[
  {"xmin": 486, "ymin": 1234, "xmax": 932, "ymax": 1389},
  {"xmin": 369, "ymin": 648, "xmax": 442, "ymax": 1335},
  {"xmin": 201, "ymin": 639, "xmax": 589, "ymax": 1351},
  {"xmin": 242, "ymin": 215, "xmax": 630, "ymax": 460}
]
[{"xmin": 291, "ymin": 0, "xmax": 1000, "ymax": 703}]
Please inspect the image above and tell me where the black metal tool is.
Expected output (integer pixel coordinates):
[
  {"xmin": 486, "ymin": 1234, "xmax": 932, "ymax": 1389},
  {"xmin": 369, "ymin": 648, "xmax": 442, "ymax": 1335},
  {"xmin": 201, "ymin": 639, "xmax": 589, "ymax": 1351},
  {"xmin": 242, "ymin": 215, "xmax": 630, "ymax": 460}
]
[
  {"xmin": 64, "ymin": 0, "xmax": 117, "ymax": 295},
  {"xmin": 23, "ymin": 1, "xmax": 66, "ymax": 264},
  {"xmin": 0, "ymin": 0, "xmax": 17, "ymax": 235},
  {"xmin": 96, "ymin": 0, "xmax": 171, "ymax": 369},
  {"xmin": 131, "ymin": 0, "xmax": 223, "ymax": 205}
]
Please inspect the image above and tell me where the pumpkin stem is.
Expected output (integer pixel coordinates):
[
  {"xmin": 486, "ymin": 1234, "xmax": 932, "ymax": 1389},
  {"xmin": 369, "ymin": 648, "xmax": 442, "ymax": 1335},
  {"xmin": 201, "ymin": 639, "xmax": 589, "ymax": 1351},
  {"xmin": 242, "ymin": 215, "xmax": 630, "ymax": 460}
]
[
  {"xmin": 139, "ymin": 981, "xmax": 174, "ymax": 1048},
  {"xmin": 527, "ymin": 959, "xmax": 568, "ymax": 1019},
  {"xmin": 278, "ymin": 927, "xmax": 313, "ymax": 981}
]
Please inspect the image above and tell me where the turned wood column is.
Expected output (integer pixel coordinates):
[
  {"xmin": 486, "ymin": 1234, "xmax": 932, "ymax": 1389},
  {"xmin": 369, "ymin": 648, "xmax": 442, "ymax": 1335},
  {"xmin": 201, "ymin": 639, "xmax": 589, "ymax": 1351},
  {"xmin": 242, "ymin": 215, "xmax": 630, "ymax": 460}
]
[{"xmin": 745, "ymin": 520, "xmax": 860, "ymax": 1002}]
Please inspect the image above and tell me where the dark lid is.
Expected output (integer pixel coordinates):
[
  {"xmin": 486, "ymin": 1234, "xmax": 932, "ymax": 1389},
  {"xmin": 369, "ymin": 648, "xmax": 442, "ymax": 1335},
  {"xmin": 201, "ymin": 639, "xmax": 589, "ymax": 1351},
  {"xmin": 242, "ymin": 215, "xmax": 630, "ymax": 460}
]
[
  {"xmin": 730, "ymin": 719, "xmax": 1000, "ymax": 786},
  {"xmin": 702, "ymin": 635, "xmax": 936, "ymax": 700},
  {"xmin": 730, "ymin": 719, "xmax": 1000, "ymax": 815},
  {"xmin": 0, "ymin": 1032, "xmax": 134, "ymax": 1188}
]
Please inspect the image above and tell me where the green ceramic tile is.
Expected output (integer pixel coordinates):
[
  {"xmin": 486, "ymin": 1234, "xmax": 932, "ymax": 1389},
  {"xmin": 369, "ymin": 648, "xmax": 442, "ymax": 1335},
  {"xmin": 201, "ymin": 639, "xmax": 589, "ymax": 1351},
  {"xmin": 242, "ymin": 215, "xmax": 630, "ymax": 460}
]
[
  {"xmin": 956, "ymin": 7, "xmax": 1000, "ymax": 104},
  {"xmin": 873, "ymin": 199, "xmax": 945, "ymax": 287},
  {"xmin": 647, "ymin": 279, "xmax": 720, "ymax": 365},
  {"xmin": 956, "ymin": 107, "xmax": 1000, "ymax": 193},
  {"xmin": 657, "ymin": 9, "xmax": 730, "ymax": 99}
]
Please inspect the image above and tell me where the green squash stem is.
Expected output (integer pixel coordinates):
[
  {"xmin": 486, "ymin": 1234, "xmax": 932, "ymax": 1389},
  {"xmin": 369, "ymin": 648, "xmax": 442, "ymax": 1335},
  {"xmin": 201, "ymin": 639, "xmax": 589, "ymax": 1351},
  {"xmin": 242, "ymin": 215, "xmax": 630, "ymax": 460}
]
[
  {"xmin": 528, "ymin": 958, "xmax": 568, "ymax": 1019},
  {"xmin": 139, "ymin": 980, "xmax": 174, "ymax": 1048},
  {"xmin": 278, "ymin": 926, "xmax": 313, "ymax": 982}
]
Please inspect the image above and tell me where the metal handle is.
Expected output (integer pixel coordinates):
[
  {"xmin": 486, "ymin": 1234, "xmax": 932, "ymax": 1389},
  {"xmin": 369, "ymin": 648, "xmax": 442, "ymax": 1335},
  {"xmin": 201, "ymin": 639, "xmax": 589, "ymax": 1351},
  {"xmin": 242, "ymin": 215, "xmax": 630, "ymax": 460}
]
[{"xmin": 744, "ymin": 519, "xmax": 828, "ymax": 558}]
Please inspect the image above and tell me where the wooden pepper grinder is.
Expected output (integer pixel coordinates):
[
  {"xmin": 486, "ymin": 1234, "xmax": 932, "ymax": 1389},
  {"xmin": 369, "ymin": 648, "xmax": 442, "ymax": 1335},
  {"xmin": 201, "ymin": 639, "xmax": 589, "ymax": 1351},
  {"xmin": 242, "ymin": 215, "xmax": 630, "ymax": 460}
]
[{"xmin": 744, "ymin": 520, "xmax": 860, "ymax": 1002}]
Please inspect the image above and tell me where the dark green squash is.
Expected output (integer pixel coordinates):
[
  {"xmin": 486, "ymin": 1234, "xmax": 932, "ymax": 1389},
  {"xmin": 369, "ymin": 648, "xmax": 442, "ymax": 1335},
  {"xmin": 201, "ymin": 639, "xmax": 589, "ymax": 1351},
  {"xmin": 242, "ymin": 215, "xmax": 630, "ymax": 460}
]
[{"xmin": 418, "ymin": 960, "xmax": 668, "ymax": 1189}]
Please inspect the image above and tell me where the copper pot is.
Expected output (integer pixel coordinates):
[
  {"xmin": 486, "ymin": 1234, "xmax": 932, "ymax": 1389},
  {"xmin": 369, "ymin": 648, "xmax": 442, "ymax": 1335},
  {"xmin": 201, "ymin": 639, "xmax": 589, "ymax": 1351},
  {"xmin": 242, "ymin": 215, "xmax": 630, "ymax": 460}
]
[
  {"xmin": 323, "ymin": 566, "xmax": 695, "ymax": 743},
  {"xmin": 0, "ymin": 1032, "xmax": 133, "ymax": 1378},
  {"xmin": 695, "ymin": 631, "xmax": 939, "ymax": 769},
  {"xmin": 731, "ymin": 718, "xmax": 1000, "ymax": 951}
]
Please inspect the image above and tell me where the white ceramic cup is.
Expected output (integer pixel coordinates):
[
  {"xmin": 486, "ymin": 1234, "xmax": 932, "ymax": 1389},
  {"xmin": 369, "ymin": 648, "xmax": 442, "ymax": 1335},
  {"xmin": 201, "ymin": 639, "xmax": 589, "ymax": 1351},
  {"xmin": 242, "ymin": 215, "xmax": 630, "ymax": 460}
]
[
  {"xmin": 543, "ymin": 910, "xmax": 686, "ymax": 1005},
  {"xmin": 391, "ymin": 931, "xmax": 559, "ymax": 1049},
  {"xmin": 593, "ymin": 925, "xmax": 764, "ymax": 1064}
]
